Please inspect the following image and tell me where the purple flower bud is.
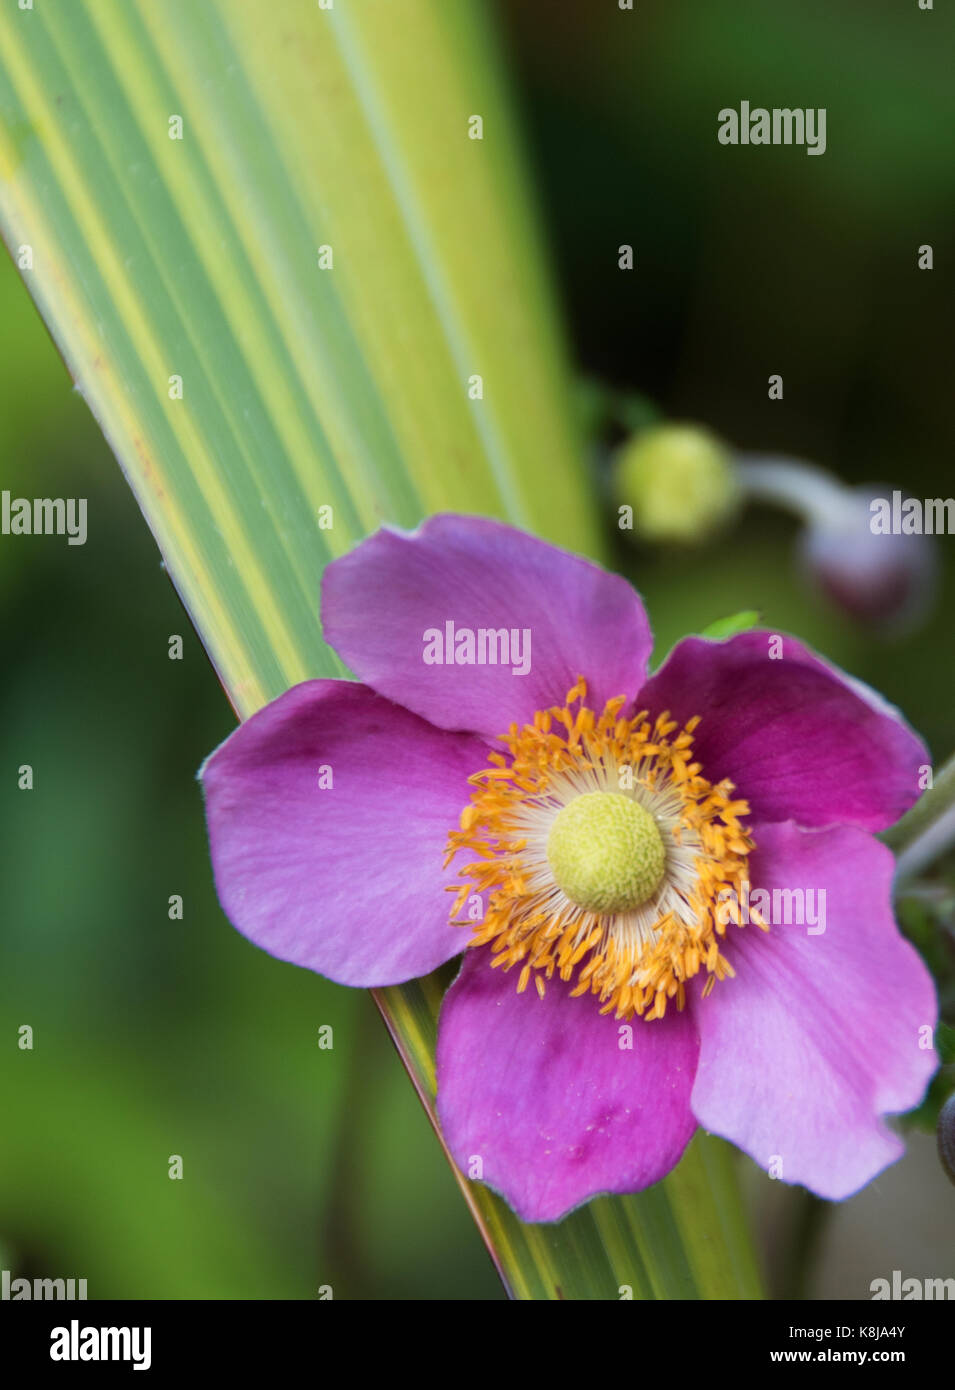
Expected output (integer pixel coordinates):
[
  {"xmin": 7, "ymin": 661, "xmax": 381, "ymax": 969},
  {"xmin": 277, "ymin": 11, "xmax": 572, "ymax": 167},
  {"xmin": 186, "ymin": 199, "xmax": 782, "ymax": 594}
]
[
  {"xmin": 737, "ymin": 457, "xmax": 938, "ymax": 634},
  {"xmin": 798, "ymin": 487, "xmax": 937, "ymax": 632}
]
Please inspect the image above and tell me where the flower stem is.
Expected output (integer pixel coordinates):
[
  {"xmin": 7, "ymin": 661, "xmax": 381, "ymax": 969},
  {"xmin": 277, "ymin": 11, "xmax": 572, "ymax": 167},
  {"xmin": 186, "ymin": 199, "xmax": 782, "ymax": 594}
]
[
  {"xmin": 734, "ymin": 454, "xmax": 855, "ymax": 527},
  {"xmin": 881, "ymin": 753, "xmax": 955, "ymax": 882},
  {"xmin": 778, "ymin": 1190, "xmax": 830, "ymax": 1300}
]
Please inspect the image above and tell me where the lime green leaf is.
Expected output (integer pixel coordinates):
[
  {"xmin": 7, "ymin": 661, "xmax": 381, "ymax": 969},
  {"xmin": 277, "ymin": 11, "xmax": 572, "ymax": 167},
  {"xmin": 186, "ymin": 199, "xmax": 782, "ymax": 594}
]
[
  {"xmin": 699, "ymin": 610, "xmax": 761, "ymax": 641},
  {"xmin": 0, "ymin": 0, "xmax": 762, "ymax": 1300}
]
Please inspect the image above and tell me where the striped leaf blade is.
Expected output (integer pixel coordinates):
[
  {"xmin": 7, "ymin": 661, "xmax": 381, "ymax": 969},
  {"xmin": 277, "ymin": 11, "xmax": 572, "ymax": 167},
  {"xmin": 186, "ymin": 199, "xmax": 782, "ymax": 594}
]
[{"xmin": 0, "ymin": 0, "xmax": 762, "ymax": 1300}]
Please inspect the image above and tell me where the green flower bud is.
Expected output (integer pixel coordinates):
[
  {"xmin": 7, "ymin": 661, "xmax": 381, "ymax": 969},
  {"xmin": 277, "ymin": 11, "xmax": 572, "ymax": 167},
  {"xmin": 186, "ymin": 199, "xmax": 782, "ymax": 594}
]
[{"xmin": 613, "ymin": 423, "xmax": 741, "ymax": 544}]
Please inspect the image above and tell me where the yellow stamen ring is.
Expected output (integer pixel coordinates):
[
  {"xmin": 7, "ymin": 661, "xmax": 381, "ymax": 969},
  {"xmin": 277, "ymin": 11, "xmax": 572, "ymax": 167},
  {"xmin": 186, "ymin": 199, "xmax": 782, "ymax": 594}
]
[{"xmin": 445, "ymin": 678, "xmax": 762, "ymax": 1021}]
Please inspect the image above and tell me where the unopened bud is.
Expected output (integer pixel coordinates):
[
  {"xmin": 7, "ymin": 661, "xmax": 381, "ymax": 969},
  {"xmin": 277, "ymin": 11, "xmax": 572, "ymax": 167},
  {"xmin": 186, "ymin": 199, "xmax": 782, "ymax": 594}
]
[
  {"xmin": 613, "ymin": 424, "xmax": 741, "ymax": 544},
  {"xmin": 737, "ymin": 458, "xmax": 938, "ymax": 634},
  {"xmin": 798, "ymin": 487, "xmax": 937, "ymax": 631}
]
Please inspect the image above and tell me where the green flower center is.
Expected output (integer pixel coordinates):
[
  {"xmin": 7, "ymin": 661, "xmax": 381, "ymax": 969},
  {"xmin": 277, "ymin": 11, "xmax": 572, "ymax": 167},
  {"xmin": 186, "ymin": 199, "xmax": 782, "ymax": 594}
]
[{"xmin": 546, "ymin": 791, "xmax": 666, "ymax": 914}]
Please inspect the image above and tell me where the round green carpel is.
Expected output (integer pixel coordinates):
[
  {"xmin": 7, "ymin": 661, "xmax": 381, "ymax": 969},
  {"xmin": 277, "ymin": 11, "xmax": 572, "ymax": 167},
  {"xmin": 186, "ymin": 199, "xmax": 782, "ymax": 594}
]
[{"xmin": 546, "ymin": 791, "xmax": 666, "ymax": 915}]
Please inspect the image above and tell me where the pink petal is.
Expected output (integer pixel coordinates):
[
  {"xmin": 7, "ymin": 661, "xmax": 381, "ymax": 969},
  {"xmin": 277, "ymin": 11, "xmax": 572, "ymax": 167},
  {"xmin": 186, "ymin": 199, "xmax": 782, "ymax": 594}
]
[
  {"xmin": 201, "ymin": 680, "xmax": 485, "ymax": 986},
  {"xmin": 322, "ymin": 514, "xmax": 653, "ymax": 740},
  {"xmin": 637, "ymin": 631, "xmax": 927, "ymax": 831},
  {"xmin": 690, "ymin": 822, "xmax": 939, "ymax": 1199},
  {"xmin": 436, "ymin": 949, "xmax": 699, "ymax": 1222}
]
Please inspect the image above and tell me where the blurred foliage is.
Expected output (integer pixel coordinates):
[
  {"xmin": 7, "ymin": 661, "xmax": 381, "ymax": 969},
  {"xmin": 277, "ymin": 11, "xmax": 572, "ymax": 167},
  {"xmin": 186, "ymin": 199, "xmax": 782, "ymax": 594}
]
[
  {"xmin": 505, "ymin": 0, "xmax": 955, "ymax": 755},
  {"xmin": 898, "ymin": 884, "xmax": 955, "ymax": 1134}
]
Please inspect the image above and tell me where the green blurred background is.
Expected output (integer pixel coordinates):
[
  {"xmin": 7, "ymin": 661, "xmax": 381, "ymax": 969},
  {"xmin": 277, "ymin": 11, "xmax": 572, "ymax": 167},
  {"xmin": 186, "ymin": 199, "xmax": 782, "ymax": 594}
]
[{"xmin": 2, "ymin": 0, "xmax": 953, "ymax": 1299}]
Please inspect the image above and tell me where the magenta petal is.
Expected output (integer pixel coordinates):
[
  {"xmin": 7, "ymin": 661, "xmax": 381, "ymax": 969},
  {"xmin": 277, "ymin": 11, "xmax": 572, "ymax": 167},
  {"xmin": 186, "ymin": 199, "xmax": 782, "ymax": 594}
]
[
  {"xmin": 690, "ymin": 823, "xmax": 938, "ymax": 1199},
  {"xmin": 322, "ymin": 514, "xmax": 653, "ymax": 740},
  {"xmin": 436, "ymin": 950, "xmax": 699, "ymax": 1222},
  {"xmin": 201, "ymin": 680, "xmax": 485, "ymax": 987},
  {"xmin": 637, "ymin": 631, "xmax": 927, "ymax": 831}
]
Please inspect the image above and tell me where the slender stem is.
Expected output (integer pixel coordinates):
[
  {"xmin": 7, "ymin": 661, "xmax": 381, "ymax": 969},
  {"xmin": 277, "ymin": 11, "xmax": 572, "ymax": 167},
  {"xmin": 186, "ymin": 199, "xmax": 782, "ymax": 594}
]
[
  {"xmin": 735, "ymin": 454, "xmax": 855, "ymax": 527},
  {"xmin": 894, "ymin": 804, "xmax": 955, "ymax": 884},
  {"xmin": 778, "ymin": 1190, "xmax": 830, "ymax": 1301},
  {"xmin": 881, "ymin": 754, "xmax": 955, "ymax": 884}
]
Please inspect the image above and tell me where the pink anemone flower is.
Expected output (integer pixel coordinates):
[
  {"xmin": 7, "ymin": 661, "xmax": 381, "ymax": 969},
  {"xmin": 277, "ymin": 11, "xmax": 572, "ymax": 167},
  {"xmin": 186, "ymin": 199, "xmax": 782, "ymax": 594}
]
[{"xmin": 200, "ymin": 515, "xmax": 938, "ymax": 1222}]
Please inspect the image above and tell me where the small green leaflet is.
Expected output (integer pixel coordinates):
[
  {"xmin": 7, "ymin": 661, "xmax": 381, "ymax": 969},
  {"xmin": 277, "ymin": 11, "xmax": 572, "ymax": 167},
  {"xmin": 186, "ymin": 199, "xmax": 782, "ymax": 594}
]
[{"xmin": 699, "ymin": 610, "xmax": 761, "ymax": 641}]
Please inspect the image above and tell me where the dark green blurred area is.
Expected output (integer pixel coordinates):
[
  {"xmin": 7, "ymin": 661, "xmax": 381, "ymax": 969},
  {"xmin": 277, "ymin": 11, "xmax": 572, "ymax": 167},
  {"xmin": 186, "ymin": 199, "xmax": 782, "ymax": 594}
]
[
  {"xmin": 2, "ymin": 0, "xmax": 953, "ymax": 1300},
  {"xmin": 505, "ymin": 0, "xmax": 955, "ymax": 756},
  {"xmin": 0, "ymin": 254, "xmax": 502, "ymax": 1299}
]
